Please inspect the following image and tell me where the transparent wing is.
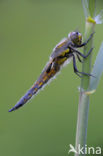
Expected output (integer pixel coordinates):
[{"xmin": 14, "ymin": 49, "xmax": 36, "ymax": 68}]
[{"xmin": 50, "ymin": 38, "xmax": 70, "ymax": 59}]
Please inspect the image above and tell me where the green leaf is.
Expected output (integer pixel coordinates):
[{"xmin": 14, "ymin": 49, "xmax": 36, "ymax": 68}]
[
  {"xmin": 88, "ymin": 0, "xmax": 96, "ymax": 18},
  {"xmin": 82, "ymin": 0, "xmax": 89, "ymax": 18},
  {"xmin": 82, "ymin": 0, "xmax": 96, "ymax": 18},
  {"xmin": 89, "ymin": 42, "xmax": 103, "ymax": 91}
]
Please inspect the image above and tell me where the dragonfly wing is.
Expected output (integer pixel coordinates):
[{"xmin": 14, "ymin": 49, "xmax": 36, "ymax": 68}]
[{"xmin": 50, "ymin": 38, "xmax": 70, "ymax": 59}]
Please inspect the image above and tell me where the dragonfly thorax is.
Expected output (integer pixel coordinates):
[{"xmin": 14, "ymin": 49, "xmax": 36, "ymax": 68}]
[{"xmin": 68, "ymin": 31, "xmax": 82, "ymax": 46}]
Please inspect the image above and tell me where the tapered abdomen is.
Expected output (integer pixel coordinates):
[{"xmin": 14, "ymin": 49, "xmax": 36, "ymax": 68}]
[{"xmin": 9, "ymin": 63, "xmax": 60, "ymax": 112}]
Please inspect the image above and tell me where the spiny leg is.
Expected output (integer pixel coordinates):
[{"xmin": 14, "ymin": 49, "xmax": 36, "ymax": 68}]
[
  {"xmin": 75, "ymin": 32, "xmax": 95, "ymax": 48},
  {"xmin": 76, "ymin": 54, "xmax": 83, "ymax": 63},
  {"xmin": 71, "ymin": 47, "xmax": 93, "ymax": 59},
  {"xmin": 72, "ymin": 54, "xmax": 93, "ymax": 77},
  {"xmin": 72, "ymin": 55, "xmax": 82, "ymax": 77},
  {"xmin": 75, "ymin": 48, "xmax": 93, "ymax": 59}
]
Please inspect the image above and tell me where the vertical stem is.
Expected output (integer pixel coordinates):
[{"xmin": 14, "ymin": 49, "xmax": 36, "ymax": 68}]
[{"xmin": 75, "ymin": 17, "xmax": 95, "ymax": 156}]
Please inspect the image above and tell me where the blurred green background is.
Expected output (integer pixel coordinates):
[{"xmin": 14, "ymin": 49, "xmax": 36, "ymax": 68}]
[{"xmin": 0, "ymin": 0, "xmax": 103, "ymax": 156}]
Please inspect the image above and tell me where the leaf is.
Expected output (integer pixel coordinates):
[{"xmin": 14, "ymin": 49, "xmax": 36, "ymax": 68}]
[
  {"xmin": 88, "ymin": 0, "xmax": 96, "ymax": 18},
  {"xmin": 89, "ymin": 42, "xmax": 103, "ymax": 91},
  {"xmin": 82, "ymin": 0, "xmax": 89, "ymax": 18},
  {"xmin": 82, "ymin": 0, "xmax": 96, "ymax": 18}
]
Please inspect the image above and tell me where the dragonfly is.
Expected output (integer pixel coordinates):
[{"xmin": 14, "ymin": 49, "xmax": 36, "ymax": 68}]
[{"xmin": 9, "ymin": 31, "xmax": 94, "ymax": 112}]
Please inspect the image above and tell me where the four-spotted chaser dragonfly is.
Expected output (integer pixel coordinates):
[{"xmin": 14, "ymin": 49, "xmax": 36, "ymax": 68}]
[{"xmin": 9, "ymin": 31, "xmax": 93, "ymax": 112}]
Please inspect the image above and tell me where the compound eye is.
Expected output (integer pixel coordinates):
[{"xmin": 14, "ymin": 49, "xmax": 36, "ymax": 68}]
[
  {"xmin": 68, "ymin": 32, "xmax": 75, "ymax": 39},
  {"xmin": 76, "ymin": 32, "xmax": 79, "ymax": 35}
]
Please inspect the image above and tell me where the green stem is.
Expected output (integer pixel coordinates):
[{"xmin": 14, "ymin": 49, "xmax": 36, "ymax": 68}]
[{"xmin": 75, "ymin": 17, "xmax": 95, "ymax": 156}]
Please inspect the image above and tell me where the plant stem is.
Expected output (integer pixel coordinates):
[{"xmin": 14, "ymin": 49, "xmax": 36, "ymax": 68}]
[{"xmin": 75, "ymin": 17, "xmax": 96, "ymax": 156}]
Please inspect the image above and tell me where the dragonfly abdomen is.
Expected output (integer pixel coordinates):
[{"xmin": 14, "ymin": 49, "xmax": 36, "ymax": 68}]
[
  {"xmin": 9, "ymin": 63, "xmax": 59, "ymax": 112},
  {"xmin": 8, "ymin": 81, "xmax": 47, "ymax": 112}
]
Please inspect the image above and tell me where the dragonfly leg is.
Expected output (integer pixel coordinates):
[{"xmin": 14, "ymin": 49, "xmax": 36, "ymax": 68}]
[
  {"xmin": 76, "ymin": 54, "xmax": 83, "ymax": 63},
  {"xmin": 72, "ymin": 54, "xmax": 93, "ymax": 77},
  {"xmin": 76, "ymin": 48, "xmax": 93, "ymax": 58},
  {"xmin": 71, "ymin": 47, "xmax": 93, "ymax": 59},
  {"xmin": 75, "ymin": 32, "xmax": 95, "ymax": 48}
]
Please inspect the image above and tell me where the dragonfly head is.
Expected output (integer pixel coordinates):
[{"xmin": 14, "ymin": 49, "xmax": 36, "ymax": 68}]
[{"xmin": 68, "ymin": 31, "xmax": 82, "ymax": 46}]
